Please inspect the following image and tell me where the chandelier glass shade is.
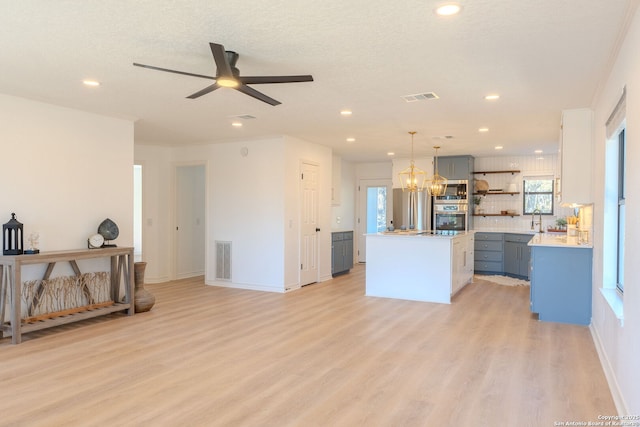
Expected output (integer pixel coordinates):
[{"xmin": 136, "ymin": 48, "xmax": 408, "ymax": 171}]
[
  {"xmin": 427, "ymin": 146, "xmax": 448, "ymax": 197},
  {"xmin": 398, "ymin": 132, "xmax": 427, "ymax": 192}
]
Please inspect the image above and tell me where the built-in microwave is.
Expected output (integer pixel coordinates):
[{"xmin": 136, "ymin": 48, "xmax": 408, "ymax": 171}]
[{"xmin": 434, "ymin": 179, "xmax": 468, "ymax": 204}]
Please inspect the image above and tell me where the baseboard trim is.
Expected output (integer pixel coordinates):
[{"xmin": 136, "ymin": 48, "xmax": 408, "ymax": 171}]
[
  {"xmin": 590, "ymin": 323, "xmax": 628, "ymax": 414},
  {"xmin": 206, "ymin": 280, "xmax": 285, "ymax": 293}
]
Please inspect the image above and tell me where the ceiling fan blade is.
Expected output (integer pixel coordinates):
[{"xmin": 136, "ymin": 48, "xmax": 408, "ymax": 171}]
[
  {"xmin": 236, "ymin": 85, "xmax": 281, "ymax": 106},
  {"xmin": 187, "ymin": 83, "xmax": 220, "ymax": 99},
  {"xmin": 209, "ymin": 43, "xmax": 234, "ymax": 77},
  {"xmin": 239, "ymin": 75, "xmax": 314, "ymax": 85},
  {"xmin": 132, "ymin": 63, "xmax": 215, "ymax": 80}
]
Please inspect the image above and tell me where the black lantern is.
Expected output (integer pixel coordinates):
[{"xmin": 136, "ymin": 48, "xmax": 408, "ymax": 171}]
[{"xmin": 3, "ymin": 213, "xmax": 24, "ymax": 255}]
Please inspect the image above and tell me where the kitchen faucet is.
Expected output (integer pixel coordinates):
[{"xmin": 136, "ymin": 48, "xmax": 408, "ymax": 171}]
[{"xmin": 531, "ymin": 209, "xmax": 544, "ymax": 233}]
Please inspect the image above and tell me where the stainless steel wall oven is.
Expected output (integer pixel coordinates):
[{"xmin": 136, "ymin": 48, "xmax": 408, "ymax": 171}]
[{"xmin": 433, "ymin": 203, "xmax": 468, "ymax": 234}]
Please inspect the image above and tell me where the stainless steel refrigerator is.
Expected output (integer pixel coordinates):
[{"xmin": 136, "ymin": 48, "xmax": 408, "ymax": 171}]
[{"xmin": 392, "ymin": 188, "xmax": 432, "ymax": 231}]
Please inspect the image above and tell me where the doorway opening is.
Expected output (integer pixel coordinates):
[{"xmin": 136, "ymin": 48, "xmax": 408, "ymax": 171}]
[
  {"xmin": 133, "ymin": 164, "xmax": 142, "ymax": 262},
  {"xmin": 357, "ymin": 179, "xmax": 392, "ymax": 262},
  {"xmin": 174, "ymin": 164, "xmax": 206, "ymax": 279}
]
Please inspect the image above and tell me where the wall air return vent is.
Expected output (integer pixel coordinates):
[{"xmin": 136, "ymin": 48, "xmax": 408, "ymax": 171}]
[
  {"xmin": 402, "ymin": 92, "xmax": 440, "ymax": 102},
  {"xmin": 215, "ymin": 241, "xmax": 232, "ymax": 281}
]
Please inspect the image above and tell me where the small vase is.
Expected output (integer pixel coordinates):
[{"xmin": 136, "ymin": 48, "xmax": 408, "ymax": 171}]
[{"xmin": 134, "ymin": 262, "xmax": 155, "ymax": 313}]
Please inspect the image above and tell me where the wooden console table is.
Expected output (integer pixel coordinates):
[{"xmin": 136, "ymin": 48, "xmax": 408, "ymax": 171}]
[{"xmin": 0, "ymin": 247, "xmax": 134, "ymax": 344}]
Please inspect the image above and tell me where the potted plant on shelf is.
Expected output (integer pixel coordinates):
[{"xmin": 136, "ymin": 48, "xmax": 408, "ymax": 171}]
[{"xmin": 473, "ymin": 196, "xmax": 484, "ymax": 214}]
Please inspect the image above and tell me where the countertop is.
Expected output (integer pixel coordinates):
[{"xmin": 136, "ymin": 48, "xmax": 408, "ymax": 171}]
[
  {"xmin": 527, "ymin": 233, "xmax": 592, "ymax": 248},
  {"xmin": 370, "ymin": 230, "xmax": 474, "ymax": 239},
  {"xmin": 474, "ymin": 227, "xmax": 551, "ymax": 235}
]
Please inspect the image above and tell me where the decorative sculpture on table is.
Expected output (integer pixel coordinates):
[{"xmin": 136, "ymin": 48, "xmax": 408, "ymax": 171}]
[
  {"xmin": 24, "ymin": 232, "xmax": 40, "ymax": 254},
  {"xmin": 98, "ymin": 218, "xmax": 119, "ymax": 247},
  {"xmin": 3, "ymin": 213, "xmax": 24, "ymax": 255}
]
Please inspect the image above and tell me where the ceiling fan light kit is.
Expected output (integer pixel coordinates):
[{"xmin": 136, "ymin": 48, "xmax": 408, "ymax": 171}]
[{"xmin": 133, "ymin": 42, "xmax": 313, "ymax": 106}]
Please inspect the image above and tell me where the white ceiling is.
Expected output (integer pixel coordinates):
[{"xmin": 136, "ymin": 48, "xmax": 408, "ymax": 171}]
[{"xmin": 1, "ymin": 1, "xmax": 636, "ymax": 162}]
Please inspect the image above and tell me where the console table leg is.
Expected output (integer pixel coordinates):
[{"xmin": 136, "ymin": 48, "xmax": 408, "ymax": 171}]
[
  {"xmin": 0, "ymin": 266, "xmax": 5, "ymax": 339},
  {"xmin": 110, "ymin": 256, "xmax": 119, "ymax": 302},
  {"xmin": 11, "ymin": 265, "xmax": 21, "ymax": 344},
  {"xmin": 125, "ymin": 254, "xmax": 134, "ymax": 316}
]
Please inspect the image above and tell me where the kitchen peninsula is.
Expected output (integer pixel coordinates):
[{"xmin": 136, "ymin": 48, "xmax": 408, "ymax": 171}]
[
  {"xmin": 365, "ymin": 231, "xmax": 474, "ymax": 304},
  {"xmin": 528, "ymin": 233, "xmax": 593, "ymax": 325}
]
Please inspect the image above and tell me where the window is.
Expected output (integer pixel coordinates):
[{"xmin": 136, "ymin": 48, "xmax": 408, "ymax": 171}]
[
  {"xmin": 366, "ymin": 186, "xmax": 388, "ymax": 233},
  {"xmin": 523, "ymin": 177, "xmax": 554, "ymax": 215},
  {"xmin": 605, "ymin": 87, "xmax": 626, "ymax": 295},
  {"xmin": 616, "ymin": 129, "xmax": 626, "ymax": 292}
]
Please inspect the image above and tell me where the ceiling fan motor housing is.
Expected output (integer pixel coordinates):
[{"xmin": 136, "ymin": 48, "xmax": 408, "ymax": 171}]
[{"xmin": 224, "ymin": 51, "xmax": 240, "ymax": 76}]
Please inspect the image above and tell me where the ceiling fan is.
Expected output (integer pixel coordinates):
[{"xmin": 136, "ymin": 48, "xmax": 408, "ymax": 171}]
[{"xmin": 133, "ymin": 42, "xmax": 313, "ymax": 106}]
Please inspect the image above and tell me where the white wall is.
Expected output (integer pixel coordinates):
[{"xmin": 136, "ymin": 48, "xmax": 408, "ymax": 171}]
[
  {"xmin": 0, "ymin": 94, "xmax": 133, "ymax": 280},
  {"xmin": 135, "ymin": 136, "xmax": 332, "ymax": 291},
  {"xmin": 0, "ymin": 94, "xmax": 133, "ymax": 249},
  {"xmin": 330, "ymin": 157, "xmax": 356, "ymax": 231},
  {"xmin": 590, "ymin": 5, "xmax": 640, "ymax": 414},
  {"xmin": 209, "ymin": 138, "xmax": 286, "ymax": 291},
  {"xmin": 133, "ymin": 144, "xmax": 173, "ymax": 282}
]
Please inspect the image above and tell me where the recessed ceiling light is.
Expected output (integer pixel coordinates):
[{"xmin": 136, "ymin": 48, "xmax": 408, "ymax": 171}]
[
  {"xmin": 484, "ymin": 94, "xmax": 500, "ymax": 100},
  {"xmin": 340, "ymin": 110, "xmax": 352, "ymax": 116},
  {"xmin": 231, "ymin": 122, "xmax": 243, "ymax": 127},
  {"xmin": 494, "ymin": 146, "xmax": 503, "ymax": 150},
  {"xmin": 435, "ymin": 3, "xmax": 461, "ymax": 16},
  {"xmin": 534, "ymin": 149, "xmax": 543, "ymax": 154},
  {"xmin": 83, "ymin": 80, "xmax": 100, "ymax": 87},
  {"xmin": 478, "ymin": 127, "xmax": 489, "ymax": 132},
  {"xmin": 346, "ymin": 137, "xmax": 356, "ymax": 143},
  {"xmin": 387, "ymin": 152, "xmax": 395, "ymax": 156}
]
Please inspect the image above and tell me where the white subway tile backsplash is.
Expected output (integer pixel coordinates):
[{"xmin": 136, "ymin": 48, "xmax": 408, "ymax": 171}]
[{"xmin": 472, "ymin": 154, "xmax": 572, "ymax": 232}]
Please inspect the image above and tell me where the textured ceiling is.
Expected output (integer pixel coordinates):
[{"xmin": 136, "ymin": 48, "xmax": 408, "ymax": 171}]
[{"xmin": 0, "ymin": 1, "xmax": 636, "ymax": 161}]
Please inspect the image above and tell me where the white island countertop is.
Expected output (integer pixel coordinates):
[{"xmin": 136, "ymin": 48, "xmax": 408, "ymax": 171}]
[{"xmin": 371, "ymin": 230, "xmax": 474, "ymax": 239}]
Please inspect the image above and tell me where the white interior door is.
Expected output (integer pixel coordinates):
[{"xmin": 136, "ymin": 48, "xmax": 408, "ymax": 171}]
[
  {"xmin": 175, "ymin": 164, "xmax": 206, "ymax": 279},
  {"xmin": 357, "ymin": 179, "xmax": 392, "ymax": 262},
  {"xmin": 300, "ymin": 162, "xmax": 319, "ymax": 286}
]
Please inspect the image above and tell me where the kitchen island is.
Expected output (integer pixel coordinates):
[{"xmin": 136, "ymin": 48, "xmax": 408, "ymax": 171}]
[{"xmin": 365, "ymin": 231, "xmax": 474, "ymax": 304}]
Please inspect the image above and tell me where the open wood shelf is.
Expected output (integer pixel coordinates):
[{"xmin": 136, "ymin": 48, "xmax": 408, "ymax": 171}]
[
  {"xmin": 473, "ymin": 192, "xmax": 520, "ymax": 196},
  {"xmin": 473, "ymin": 170, "xmax": 521, "ymax": 175},
  {"xmin": 473, "ymin": 213, "xmax": 520, "ymax": 217},
  {"xmin": 1, "ymin": 303, "xmax": 131, "ymax": 336}
]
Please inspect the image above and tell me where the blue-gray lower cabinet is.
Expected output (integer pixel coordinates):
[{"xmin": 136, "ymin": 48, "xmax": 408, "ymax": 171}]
[
  {"xmin": 331, "ymin": 231, "xmax": 354, "ymax": 276},
  {"xmin": 530, "ymin": 246, "xmax": 592, "ymax": 325},
  {"xmin": 504, "ymin": 234, "xmax": 533, "ymax": 279},
  {"xmin": 474, "ymin": 232, "xmax": 504, "ymax": 274}
]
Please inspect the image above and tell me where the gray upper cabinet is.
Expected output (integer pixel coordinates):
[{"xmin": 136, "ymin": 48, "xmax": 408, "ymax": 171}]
[{"xmin": 437, "ymin": 155, "xmax": 474, "ymax": 181}]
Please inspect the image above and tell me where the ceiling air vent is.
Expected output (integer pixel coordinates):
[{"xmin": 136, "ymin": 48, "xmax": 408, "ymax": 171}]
[
  {"xmin": 402, "ymin": 92, "xmax": 440, "ymax": 102},
  {"xmin": 229, "ymin": 114, "xmax": 256, "ymax": 120}
]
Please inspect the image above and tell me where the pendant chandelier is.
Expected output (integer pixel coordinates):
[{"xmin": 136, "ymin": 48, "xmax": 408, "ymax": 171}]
[
  {"xmin": 398, "ymin": 131, "xmax": 426, "ymax": 192},
  {"xmin": 427, "ymin": 145, "xmax": 448, "ymax": 197}
]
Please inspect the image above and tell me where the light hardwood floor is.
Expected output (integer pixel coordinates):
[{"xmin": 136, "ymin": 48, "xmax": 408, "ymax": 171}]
[{"xmin": 0, "ymin": 265, "xmax": 615, "ymax": 426}]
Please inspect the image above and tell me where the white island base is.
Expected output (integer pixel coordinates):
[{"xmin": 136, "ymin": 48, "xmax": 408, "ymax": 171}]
[{"xmin": 365, "ymin": 232, "xmax": 474, "ymax": 304}]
